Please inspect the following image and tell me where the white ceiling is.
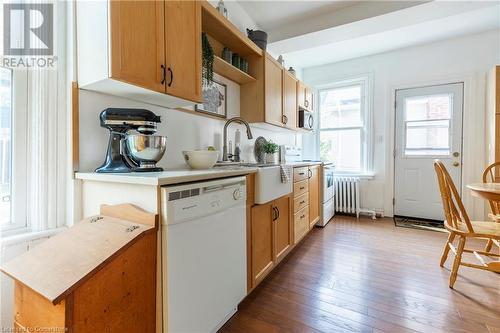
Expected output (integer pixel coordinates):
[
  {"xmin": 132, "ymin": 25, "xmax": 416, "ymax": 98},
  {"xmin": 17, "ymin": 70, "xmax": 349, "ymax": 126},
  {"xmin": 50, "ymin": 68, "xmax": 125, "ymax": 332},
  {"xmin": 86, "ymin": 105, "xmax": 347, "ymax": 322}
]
[
  {"xmin": 265, "ymin": 1, "xmax": 500, "ymax": 69},
  {"xmin": 236, "ymin": 1, "xmax": 428, "ymax": 42},
  {"xmin": 237, "ymin": 1, "xmax": 357, "ymax": 32}
]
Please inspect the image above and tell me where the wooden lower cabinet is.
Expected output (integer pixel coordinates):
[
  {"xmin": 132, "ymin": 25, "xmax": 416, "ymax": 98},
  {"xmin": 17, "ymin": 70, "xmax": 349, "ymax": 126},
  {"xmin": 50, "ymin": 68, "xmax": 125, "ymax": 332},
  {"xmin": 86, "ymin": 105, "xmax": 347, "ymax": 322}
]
[
  {"xmin": 248, "ymin": 165, "xmax": 322, "ymax": 291},
  {"xmin": 292, "ymin": 164, "xmax": 322, "ymax": 243},
  {"xmin": 293, "ymin": 179, "xmax": 308, "ymax": 197},
  {"xmin": 250, "ymin": 194, "xmax": 292, "ymax": 289},
  {"xmin": 294, "ymin": 206, "xmax": 309, "ymax": 243},
  {"xmin": 250, "ymin": 203, "xmax": 274, "ymax": 288},
  {"xmin": 274, "ymin": 195, "xmax": 292, "ymax": 263}
]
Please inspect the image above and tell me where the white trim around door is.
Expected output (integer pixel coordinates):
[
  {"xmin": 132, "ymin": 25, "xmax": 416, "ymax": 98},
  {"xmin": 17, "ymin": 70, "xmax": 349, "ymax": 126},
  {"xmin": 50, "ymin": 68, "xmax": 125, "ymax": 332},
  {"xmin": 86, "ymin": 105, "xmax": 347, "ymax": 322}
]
[{"xmin": 394, "ymin": 82, "xmax": 463, "ymax": 221}]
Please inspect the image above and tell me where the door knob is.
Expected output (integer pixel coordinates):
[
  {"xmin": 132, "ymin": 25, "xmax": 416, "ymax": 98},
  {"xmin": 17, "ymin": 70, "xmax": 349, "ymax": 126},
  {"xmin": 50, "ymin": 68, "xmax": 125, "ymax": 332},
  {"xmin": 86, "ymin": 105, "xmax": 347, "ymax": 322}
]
[
  {"xmin": 453, "ymin": 152, "xmax": 460, "ymax": 157},
  {"xmin": 453, "ymin": 162, "xmax": 460, "ymax": 167}
]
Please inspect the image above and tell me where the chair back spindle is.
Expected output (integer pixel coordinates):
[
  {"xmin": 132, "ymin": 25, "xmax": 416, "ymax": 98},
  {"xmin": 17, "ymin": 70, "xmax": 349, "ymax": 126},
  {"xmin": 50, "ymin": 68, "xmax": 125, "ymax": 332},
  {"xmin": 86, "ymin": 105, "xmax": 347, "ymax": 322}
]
[
  {"xmin": 482, "ymin": 162, "xmax": 500, "ymax": 217},
  {"xmin": 433, "ymin": 160, "xmax": 474, "ymax": 233}
]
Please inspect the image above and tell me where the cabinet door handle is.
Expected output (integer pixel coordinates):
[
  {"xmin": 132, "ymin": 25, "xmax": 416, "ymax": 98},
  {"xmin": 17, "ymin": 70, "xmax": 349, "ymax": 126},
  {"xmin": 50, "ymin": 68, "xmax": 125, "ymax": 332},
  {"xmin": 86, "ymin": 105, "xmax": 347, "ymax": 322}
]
[
  {"xmin": 167, "ymin": 67, "xmax": 173, "ymax": 87},
  {"xmin": 304, "ymin": 100, "xmax": 309, "ymax": 108},
  {"xmin": 282, "ymin": 115, "xmax": 288, "ymax": 124},
  {"xmin": 308, "ymin": 169, "xmax": 312, "ymax": 179},
  {"xmin": 160, "ymin": 65, "xmax": 166, "ymax": 85},
  {"xmin": 271, "ymin": 207, "xmax": 277, "ymax": 221},
  {"xmin": 275, "ymin": 207, "xmax": 280, "ymax": 220}
]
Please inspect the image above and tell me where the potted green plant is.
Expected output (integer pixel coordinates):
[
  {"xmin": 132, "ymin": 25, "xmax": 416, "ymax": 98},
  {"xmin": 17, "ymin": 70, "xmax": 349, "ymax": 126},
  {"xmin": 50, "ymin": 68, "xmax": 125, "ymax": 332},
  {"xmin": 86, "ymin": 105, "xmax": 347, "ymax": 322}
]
[
  {"xmin": 262, "ymin": 140, "xmax": 279, "ymax": 164},
  {"xmin": 202, "ymin": 32, "xmax": 214, "ymax": 86}
]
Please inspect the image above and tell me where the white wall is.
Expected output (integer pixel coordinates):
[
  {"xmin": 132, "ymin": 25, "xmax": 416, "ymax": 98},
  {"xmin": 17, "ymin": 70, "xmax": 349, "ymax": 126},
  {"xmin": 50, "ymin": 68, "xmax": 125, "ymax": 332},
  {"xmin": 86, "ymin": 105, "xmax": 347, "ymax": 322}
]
[
  {"xmin": 303, "ymin": 29, "xmax": 500, "ymax": 219},
  {"xmin": 208, "ymin": 0, "xmax": 260, "ymax": 33},
  {"xmin": 78, "ymin": 73, "xmax": 298, "ymax": 172}
]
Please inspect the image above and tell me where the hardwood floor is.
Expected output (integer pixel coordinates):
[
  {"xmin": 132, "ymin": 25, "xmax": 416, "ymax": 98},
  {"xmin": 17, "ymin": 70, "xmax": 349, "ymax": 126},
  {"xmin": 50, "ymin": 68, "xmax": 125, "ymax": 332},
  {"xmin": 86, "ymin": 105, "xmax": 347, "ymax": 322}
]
[{"xmin": 221, "ymin": 216, "xmax": 500, "ymax": 333}]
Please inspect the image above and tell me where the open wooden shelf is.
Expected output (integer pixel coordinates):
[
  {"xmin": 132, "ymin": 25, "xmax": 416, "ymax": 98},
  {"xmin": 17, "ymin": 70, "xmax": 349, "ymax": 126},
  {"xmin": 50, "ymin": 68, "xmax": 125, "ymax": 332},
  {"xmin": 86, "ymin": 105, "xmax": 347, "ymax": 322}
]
[
  {"xmin": 213, "ymin": 56, "xmax": 256, "ymax": 84},
  {"xmin": 201, "ymin": 1, "xmax": 262, "ymax": 58}
]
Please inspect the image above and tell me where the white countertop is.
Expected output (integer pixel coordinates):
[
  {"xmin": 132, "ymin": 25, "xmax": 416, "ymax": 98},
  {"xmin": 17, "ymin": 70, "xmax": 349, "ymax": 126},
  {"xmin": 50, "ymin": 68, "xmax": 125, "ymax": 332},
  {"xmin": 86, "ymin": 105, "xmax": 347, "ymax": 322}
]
[
  {"xmin": 284, "ymin": 161, "xmax": 323, "ymax": 167},
  {"xmin": 75, "ymin": 167, "xmax": 258, "ymax": 186}
]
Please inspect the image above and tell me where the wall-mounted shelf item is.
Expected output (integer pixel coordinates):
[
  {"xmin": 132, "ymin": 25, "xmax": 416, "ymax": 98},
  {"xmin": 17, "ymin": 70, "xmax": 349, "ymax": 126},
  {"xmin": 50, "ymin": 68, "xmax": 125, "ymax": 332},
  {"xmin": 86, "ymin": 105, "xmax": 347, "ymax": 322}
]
[
  {"xmin": 213, "ymin": 56, "xmax": 256, "ymax": 84},
  {"xmin": 201, "ymin": 1, "xmax": 262, "ymax": 58}
]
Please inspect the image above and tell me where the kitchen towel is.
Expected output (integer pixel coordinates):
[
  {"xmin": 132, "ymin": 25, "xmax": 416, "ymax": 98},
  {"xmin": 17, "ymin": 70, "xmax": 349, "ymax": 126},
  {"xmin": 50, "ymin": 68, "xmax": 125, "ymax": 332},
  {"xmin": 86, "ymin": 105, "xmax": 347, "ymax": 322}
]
[{"xmin": 280, "ymin": 164, "xmax": 292, "ymax": 183}]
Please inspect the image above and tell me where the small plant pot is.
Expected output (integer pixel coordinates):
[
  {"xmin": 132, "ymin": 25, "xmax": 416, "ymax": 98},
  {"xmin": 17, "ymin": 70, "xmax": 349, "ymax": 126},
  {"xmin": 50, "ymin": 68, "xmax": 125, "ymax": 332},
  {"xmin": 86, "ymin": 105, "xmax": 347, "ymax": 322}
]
[{"xmin": 266, "ymin": 153, "xmax": 278, "ymax": 164}]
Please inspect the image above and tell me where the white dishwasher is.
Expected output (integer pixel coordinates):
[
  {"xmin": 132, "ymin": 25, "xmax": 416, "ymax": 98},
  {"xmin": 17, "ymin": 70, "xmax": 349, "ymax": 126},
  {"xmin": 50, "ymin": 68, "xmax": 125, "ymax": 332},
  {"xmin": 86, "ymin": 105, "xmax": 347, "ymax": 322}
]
[{"xmin": 160, "ymin": 176, "xmax": 247, "ymax": 333}]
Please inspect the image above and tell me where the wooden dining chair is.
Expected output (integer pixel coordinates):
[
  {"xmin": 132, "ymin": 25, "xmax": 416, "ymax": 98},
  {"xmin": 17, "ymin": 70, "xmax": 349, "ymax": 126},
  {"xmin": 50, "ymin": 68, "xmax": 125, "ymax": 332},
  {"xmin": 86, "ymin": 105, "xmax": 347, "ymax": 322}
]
[
  {"xmin": 482, "ymin": 162, "xmax": 500, "ymax": 251},
  {"xmin": 434, "ymin": 160, "xmax": 500, "ymax": 288}
]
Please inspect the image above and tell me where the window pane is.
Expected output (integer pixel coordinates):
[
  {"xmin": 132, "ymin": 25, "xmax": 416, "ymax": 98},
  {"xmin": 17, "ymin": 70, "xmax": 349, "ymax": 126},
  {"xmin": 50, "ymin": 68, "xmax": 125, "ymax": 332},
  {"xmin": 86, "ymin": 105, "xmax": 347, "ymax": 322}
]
[
  {"xmin": 405, "ymin": 94, "xmax": 451, "ymax": 121},
  {"xmin": 319, "ymin": 85, "xmax": 362, "ymax": 129},
  {"xmin": 0, "ymin": 67, "xmax": 12, "ymax": 226},
  {"xmin": 405, "ymin": 120, "xmax": 450, "ymax": 156},
  {"xmin": 320, "ymin": 129, "xmax": 361, "ymax": 171}
]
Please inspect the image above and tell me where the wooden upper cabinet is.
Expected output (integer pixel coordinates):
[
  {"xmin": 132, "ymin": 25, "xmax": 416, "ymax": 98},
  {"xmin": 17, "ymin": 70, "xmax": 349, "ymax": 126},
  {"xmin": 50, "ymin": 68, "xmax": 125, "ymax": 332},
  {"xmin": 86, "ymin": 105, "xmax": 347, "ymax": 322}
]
[
  {"xmin": 297, "ymin": 81, "xmax": 313, "ymax": 111},
  {"xmin": 110, "ymin": 1, "xmax": 165, "ymax": 93},
  {"xmin": 264, "ymin": 54, "xmax": 284, "ymax": 127},
  {"xmin": 165, "ymin": 1, "xmax": 202, "ymax": 103},
  {"xmin": 308, "ymin": 165, "xmax": 321, "ymax": 228},
  {"xmin": 305, "ymin": 86, "xmax": 314, "ymax": 111},
  {"xmin": 297, "ymin": 81, "xmax": 306, "ymax": 110},
  {"xmin": 273, "ymin": 195, "xmax": 291, "ymax": 263},
  {"xmin": 251, "ymin": 203, "xmax": 274, "ymax": 288},
  {"xmin": 283, "ymin": 71, "xmax": 298, "ymax": 129}
]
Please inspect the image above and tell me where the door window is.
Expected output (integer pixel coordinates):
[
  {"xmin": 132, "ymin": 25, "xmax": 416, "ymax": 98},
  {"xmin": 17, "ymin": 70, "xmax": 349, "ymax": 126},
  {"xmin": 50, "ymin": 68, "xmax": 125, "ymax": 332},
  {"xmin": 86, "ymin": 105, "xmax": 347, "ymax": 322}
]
[{"xmin": 404, "ymin": 94, "xmax": 452, "ymax": 156}]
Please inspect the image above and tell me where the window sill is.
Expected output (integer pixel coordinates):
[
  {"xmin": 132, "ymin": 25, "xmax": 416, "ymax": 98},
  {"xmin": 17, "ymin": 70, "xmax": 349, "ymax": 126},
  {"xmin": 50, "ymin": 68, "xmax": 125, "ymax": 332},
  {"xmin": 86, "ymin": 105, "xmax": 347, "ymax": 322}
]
[
  {"xmin": 333, "ymin": 171, "xmax": 375, "ymax": 180},
  {"xmin": 0, "ymin": 227, "xmax": 66, "ymax": 247}
]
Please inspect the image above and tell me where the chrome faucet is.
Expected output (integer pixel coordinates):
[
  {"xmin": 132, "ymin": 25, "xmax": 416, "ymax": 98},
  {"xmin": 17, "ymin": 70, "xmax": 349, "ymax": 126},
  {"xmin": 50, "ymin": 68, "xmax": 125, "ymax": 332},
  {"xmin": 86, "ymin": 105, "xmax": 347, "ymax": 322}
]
[{"xmin": 222, "ymin": 117, "xmax": 253, "ymax": 161}]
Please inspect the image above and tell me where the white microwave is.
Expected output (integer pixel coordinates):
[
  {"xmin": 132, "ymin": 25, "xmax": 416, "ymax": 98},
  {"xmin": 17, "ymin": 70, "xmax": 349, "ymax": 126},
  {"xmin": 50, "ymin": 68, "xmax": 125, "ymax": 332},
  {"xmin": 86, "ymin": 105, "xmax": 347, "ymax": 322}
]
[{"xmin": 298, "ymin": 110, "xmax": 314, "ymax": 130}]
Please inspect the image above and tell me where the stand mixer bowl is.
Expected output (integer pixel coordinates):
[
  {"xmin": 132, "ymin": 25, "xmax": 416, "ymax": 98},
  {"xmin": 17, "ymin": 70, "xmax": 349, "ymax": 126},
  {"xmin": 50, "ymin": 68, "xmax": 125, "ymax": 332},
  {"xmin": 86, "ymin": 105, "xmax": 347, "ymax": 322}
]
[{"xmin": 126, "ymin": 134, "xmax": 166, "ymax": 165}]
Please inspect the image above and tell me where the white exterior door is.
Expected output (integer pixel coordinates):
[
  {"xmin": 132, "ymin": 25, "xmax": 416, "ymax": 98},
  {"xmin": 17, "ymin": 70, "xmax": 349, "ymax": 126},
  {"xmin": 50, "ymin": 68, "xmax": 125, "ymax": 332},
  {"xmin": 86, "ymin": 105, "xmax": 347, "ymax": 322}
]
[{"xmin": 394, "ymin": 83, "xmax": 463, "ymax": 220}]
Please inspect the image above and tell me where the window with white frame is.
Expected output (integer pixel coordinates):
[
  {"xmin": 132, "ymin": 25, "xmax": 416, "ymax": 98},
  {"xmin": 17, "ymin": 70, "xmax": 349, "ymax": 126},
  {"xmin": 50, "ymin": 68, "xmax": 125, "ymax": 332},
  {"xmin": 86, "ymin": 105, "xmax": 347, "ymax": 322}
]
[
  {"xmin": 0, "ymin": 67, "xmax": 28, "ymax": 233},
  {"xmin": 0, "ymin": 1, "xmax": 68, "ymax": 235},
  {"xmin": 318, "ymin": 77, "xmax": 371, "ymax": 172},
  {"xmin": 0, "ymin": 68, "xmax": 12, "ymax": 229}
]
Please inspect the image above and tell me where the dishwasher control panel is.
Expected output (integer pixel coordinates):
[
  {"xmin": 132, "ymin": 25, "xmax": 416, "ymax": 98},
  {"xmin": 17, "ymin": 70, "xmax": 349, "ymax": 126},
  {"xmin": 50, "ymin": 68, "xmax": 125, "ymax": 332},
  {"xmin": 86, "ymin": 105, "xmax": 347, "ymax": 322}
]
[{"xmin": 161, "ymin": 176, "xmax": 247, "ymax": 225}]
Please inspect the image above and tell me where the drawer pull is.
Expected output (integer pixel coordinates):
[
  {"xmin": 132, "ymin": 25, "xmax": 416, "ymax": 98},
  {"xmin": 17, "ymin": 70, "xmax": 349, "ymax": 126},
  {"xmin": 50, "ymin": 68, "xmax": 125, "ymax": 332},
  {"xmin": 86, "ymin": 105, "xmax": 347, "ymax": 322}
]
[
  {"xmin": 299, "ymin": 200, "xmax": 305, "ymax": 204},
  {"xmin": 299, "ymin": 172, "xmax": 305, "ymax": 175},
  {"xmin": 300, "ymin": 215, "xmax": 305, "ymax": 219},
  {"xmin": 299, "ymin": 186, "xmax": 305, "ymax": 190}
]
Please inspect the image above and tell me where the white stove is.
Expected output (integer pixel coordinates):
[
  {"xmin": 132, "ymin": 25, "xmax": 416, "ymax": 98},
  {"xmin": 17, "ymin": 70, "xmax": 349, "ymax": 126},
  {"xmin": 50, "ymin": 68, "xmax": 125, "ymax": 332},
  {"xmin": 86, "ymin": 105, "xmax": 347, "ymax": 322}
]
[{"xmin": 318, "ymin": 162, "xmax": 335, "ymax": 227}]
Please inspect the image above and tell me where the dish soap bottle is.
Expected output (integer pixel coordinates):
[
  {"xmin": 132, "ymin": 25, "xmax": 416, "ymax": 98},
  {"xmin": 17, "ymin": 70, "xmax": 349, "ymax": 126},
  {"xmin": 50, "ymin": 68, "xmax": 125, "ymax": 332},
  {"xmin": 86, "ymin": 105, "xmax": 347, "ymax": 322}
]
[{"xmin": 234, "ymin": 129, "xmax": 241, "ymax": 162}]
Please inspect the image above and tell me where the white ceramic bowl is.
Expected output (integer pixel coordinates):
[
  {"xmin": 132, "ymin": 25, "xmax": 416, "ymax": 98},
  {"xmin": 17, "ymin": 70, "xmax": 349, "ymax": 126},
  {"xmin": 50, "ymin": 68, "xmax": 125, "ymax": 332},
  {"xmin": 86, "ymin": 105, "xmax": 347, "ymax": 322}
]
[{"xmin": 182, "ymin": 150, "xmax": 219, "ymax": 169}]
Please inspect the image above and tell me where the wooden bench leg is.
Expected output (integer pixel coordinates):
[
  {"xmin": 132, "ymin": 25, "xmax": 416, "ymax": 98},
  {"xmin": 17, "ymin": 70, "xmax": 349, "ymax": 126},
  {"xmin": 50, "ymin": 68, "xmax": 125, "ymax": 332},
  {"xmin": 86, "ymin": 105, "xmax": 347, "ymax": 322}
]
[
  {"xmin": 449, "ymin": 236, "xmax": 465, "ymax": 289},
  {"xmin": 440, "ymin": 232, "xmax": 455, "ymax": 267}
]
